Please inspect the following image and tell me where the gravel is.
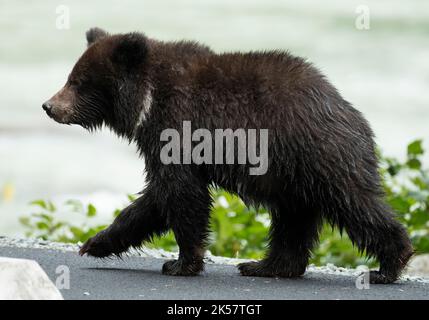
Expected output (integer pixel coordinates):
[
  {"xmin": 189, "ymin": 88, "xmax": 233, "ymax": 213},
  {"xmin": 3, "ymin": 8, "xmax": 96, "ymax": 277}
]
[{"xmin": 1, "ymin": 236, "xmax": 428, "ymax": 284}]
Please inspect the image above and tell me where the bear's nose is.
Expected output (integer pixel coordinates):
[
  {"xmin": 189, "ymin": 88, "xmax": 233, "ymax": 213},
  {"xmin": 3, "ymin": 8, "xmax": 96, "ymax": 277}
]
[{"xmin": 42, "ymin": 102, "xmax": 52, "ymax": 113}]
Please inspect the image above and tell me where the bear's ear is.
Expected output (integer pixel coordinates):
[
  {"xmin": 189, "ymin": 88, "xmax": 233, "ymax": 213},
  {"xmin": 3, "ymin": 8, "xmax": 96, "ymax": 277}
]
[
  {"xmin": 111, "ymin": 33, "xmax": 148, "ymax": 71},
  {"xmin": 86, "ymin": 27, "xmax": 109, "ymax": 46}
]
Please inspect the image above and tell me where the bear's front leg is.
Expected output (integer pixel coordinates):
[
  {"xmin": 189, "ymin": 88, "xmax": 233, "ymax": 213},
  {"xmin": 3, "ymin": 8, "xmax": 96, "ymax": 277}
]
[
  {"xmin": 160, "ymin": 175, "xmax": 211, "ymax": 276},
  {"xmin": 79, "ymin": 184, "xmax": 168, "ymax": 258}
]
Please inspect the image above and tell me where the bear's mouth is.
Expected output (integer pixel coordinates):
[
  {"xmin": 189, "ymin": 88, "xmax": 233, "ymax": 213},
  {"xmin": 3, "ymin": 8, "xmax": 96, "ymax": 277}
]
[
  {"xmin": 43, "ymin": 108, "xmax": 72, "ymax": 125},
  {"xmin": 42, "ymin": 94, "xmax": 78, "ymax": 125}
]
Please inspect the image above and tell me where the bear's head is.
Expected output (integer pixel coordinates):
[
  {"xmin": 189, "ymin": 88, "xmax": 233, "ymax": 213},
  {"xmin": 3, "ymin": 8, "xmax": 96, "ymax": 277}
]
[{"xmin": 42, "ymin": 28, "xmax": 148, "ymax": 131}]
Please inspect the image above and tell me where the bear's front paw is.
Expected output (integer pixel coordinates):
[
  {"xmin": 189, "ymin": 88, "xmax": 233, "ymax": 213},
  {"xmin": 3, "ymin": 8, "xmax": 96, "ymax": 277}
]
[
  {"xmin": 162, "ymin": 259, "xmax": 204, "ymax": 276},
  {"xmin": 79, "ymin": 230, "xmax": 117, "ymax": 258}
]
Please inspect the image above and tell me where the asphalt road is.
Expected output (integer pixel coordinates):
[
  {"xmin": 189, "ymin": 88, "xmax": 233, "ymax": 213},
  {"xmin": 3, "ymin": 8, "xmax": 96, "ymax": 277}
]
[{"xmin": 1, "ymin": 246, "xmax": 428, "ymax": 300}]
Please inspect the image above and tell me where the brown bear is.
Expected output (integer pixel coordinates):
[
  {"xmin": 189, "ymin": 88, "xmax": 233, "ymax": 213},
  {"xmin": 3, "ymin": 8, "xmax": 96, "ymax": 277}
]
[{"xmin": 42, "ymin": 27, "xmax": 413, "ymax": 283}]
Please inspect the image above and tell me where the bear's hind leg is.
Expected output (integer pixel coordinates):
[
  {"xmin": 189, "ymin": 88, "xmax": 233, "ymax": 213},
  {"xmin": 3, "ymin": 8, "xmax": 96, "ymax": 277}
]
[
  {"xmin": 336, "ymin": 196, "xmax": 413, "ymax": 284},
  {"xmin": 239, "ymin": 202, "xmax": 321, "ymax": 278}
]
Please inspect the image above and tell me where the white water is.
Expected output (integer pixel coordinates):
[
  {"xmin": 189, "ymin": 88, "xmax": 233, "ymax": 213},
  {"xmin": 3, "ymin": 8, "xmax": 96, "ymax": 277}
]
[{"xmin": 1, "ymin": 0, "xmax": 428, "ymax": 236}]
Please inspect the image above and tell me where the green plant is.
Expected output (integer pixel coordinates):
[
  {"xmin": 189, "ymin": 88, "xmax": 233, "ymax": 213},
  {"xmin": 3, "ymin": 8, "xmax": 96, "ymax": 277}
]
[
  {"xmin": 382, "ymin": 139, "xmax": 429, "ymax": 253},
  {"xmin": 20, "ymin": 140, "xmax": 429, "ymax": 267},
  {"xmin": 19, "ymin": 199, "xmax": 108, "ymax": 243}
]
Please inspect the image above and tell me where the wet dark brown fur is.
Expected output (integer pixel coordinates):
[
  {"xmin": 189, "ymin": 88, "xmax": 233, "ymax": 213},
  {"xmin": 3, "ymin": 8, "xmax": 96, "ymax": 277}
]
[{"xmin": 43, "ymin": 28, "xmax": 413, "ymax": 283}]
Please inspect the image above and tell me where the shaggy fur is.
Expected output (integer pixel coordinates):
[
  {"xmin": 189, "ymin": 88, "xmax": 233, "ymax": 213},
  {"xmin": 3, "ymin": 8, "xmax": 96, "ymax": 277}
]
[{"xmin": 43, "ymin": 28, "xmax": 413, "ymax": 283}]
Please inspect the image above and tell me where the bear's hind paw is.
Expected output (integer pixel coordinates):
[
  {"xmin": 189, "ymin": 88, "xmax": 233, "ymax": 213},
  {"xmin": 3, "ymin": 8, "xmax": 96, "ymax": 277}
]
[
  {"xmin": 162, "ymin": 259, "xmax": 203, "ymax": 276},
  {"xmin": 238, "ymin": 260, "xmax": 306, "ymax": 278}
]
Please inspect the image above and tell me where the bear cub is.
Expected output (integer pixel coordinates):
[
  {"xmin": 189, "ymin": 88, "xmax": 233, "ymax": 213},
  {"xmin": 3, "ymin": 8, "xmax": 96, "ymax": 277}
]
[{"xmin": 43, "ymin": 28, "xmax": 413, "ymax": 283}]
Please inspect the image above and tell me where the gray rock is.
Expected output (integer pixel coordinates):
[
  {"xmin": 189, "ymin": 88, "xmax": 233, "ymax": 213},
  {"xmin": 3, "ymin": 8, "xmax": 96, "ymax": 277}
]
[
  {"xmin": 0, "ymin": 257, "xmax": 63, "ymax": 300},
  {"xmin": 407, "ymin": 254, "xmax": 429, "ymax": 277}
]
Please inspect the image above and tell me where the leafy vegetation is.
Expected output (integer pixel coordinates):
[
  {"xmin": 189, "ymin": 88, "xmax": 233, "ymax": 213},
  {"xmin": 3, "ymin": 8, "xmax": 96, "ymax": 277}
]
[
  {"xmin": 20, "ymin": 140, "xmax": 429, "ymax": 267},
  {"xmin": 382, "ymin": 140, "xmax": 429, "ymax": 254},
  {"xmin": 20, "ymin": 199, "xmax": 108, "ymax": 243}
]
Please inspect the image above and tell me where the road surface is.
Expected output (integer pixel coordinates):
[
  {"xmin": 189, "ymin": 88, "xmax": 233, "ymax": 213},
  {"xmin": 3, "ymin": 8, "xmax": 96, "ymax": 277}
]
[{"xmin": 0, "ymin": 246, "xmax": 428, "ymax": 300}]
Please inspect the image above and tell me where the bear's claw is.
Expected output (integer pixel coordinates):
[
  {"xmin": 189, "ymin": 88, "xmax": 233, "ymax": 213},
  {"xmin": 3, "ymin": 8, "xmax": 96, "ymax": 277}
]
[{"xmin": 78, "ymin": 230, "xmax": 116, "ymax": 258}]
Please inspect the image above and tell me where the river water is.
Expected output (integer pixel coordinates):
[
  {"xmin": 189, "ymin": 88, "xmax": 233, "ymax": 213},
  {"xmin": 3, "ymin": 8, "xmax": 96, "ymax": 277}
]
[{"xmin": 1, "ymin": 0, "xmax": 428, "ymax": 236}]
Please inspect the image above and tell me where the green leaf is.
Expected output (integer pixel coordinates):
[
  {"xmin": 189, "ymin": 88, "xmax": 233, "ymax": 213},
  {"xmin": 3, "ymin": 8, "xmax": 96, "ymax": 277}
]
[
  {"xmin": 412, "ymin": 235, "xmax": 429, "ymax": 253},
  {"xmin": 86, "ymin": 204, "xmax": 97, "ymax": 217},
  {"xmin": 389, "ymin": 196, "xmax": 411, "ymax": 214},
  {"xmin": 19, "ymin": 216, "xmax": 31, "ymax": 227},
  {"xmin": 407, "ymin": 140, "xmax": 424, "ymax": 157},
  {"xmin": 407, "ymin": 158, "xmax": 421, "ymax": 170},
  {"xmin": 113, "ymin": 209, "xmax": 121, "ymax": 218},
  {"xmin": 409, "ymin": 209, "xmax": 429, "ymax": 228},
  {"xmin": 70, "ymin": 226, "xmax": 84, "ymax": 239},
  {"xmin": 36, "ymin": 222, "xmax": 49, "ymax": 230},
  {"xmin": 127, "ymin": 194, "xmax": 138, "ymax": 202},
  {"xmin": 47, "ymin": 201, "xmax": 56, "ymax": 212},
  {"xmin": 29, "ymin": 200, "xmax": 47, "ymax": 210},
  {"xmin": 33, "ymin": 213, "xmax": 54, "ymax": 223}
]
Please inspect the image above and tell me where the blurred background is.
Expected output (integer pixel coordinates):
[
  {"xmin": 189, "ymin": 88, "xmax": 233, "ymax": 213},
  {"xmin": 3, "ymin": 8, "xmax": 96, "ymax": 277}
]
[{"xmin": 1, "ymin": 0, "xmax": 428, "ymax": 239}]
